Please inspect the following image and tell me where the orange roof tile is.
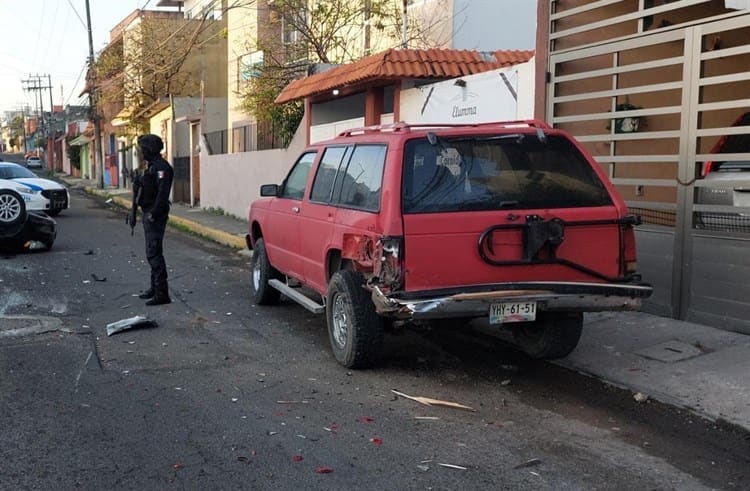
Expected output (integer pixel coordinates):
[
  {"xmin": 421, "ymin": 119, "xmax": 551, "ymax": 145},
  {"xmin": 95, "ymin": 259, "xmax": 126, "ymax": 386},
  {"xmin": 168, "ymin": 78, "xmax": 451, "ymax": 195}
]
[{"xmin": 275, "ymin": 48, "xmax": 534, "ymax": 104}]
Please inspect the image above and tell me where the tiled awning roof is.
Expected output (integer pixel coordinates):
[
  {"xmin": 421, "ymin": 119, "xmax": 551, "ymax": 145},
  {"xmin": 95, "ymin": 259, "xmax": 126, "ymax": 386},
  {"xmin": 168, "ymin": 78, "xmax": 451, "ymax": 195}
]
[{"xmin": 275, "ymin": 48, "xmax": 534, "ymax": 104}]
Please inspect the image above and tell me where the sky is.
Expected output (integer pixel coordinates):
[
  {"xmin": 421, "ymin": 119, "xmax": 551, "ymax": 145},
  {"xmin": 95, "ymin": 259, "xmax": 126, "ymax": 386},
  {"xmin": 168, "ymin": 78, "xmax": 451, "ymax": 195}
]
[{"xmin": 0, "ymin": 0, "xmax": 171, "ymax": 116}]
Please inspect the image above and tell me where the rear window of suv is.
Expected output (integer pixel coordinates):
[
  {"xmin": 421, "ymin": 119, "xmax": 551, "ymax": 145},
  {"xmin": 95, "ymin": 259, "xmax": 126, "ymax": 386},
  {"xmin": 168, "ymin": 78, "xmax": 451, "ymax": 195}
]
[{"xmin": 402, "ymin": 134, "xmax": 612, "ymax": 213}]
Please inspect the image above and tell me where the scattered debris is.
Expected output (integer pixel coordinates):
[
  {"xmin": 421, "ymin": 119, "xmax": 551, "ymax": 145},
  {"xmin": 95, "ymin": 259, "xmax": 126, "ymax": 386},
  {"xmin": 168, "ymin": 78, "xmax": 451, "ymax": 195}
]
[
  {"xmin": 91, "ymin": 274, "xmax": 107, "ymax": 282},
  {"xmin": 358, "ymin": 416, "xmax": 374, "ymax": 423},
  {"xmin": 416, "ymin": 464, "xmax": 430, "ymax": 472},
  {"xmin": 437, "ymin": 463, "xmax": 467, "ymax": 470},
  {"xmin": 370, "ymin": 437, "xmax": 382, "ymax": 445},
  {"xmin": 172, "ymin": 463, "xmax": 183, "ymax": 470},
  {"xmin": 514, "ymin": 458, "xmax": 542, "ymax": 469},
  {"xmin": 292, "ymin": 455, "xmax": 304, "ymax": 462},
  {"xmin": 391, "ymin": 389, "xmax": 476, "ymax": 412},
  {"xmin": 267, "ymin": 431, "xmax": 277, "ymax": 436},
  {"xmin": 296, "ymin": 434, "xmax": 307, "ymax": 439},
  {"xmin": 83, "ymin": 249, "xmax": 94, "ymax": 255},
  {"xmin": 231, "ymin": 398, "xmax": 239, "ymax": 403},
  {"xmin": 106, "ymin": 316, "xmax": 158, "ymax": 336},
  {"xmin": 277, "ymin": 400, "xmax": 309, "ymax": 405},
  {"xmin": 414, "ymin": 416, "xmax": 440, "ymax": 421},
  {"xmin": 501, "ymin": 379, "xmax": 512, "ymax": 386},
  {"xmin": 315, "ymin": 466, "xmax": 334, "ymax": 474},
  {"xmin": 633, "ymin": 392, "xmax": 649, "ymax": 403}
]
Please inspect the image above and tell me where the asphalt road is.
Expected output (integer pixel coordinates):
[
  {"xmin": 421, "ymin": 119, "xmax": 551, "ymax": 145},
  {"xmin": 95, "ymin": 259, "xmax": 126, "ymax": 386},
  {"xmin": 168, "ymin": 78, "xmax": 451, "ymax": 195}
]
[{"xmin": 1, "ymin": 187, "xmax": 748, "ymax": 490}]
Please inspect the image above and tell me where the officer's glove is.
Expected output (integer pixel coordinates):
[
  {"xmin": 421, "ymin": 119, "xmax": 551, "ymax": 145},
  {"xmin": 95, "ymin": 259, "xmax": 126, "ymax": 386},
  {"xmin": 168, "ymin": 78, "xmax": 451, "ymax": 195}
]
[{"xmin": 146, "ymin": 212, "xmax": 155, "ymax": 223}]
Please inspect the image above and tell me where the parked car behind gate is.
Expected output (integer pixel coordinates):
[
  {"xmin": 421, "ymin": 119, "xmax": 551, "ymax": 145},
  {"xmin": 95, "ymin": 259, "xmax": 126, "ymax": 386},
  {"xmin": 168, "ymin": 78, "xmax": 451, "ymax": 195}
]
[
  {"xmin": 695, "ymin": 111, "xmax": 750, "ymax": 232},
  {"xmin": 247, "ymin": 121, "xmax": 653, "ymax": 368}
]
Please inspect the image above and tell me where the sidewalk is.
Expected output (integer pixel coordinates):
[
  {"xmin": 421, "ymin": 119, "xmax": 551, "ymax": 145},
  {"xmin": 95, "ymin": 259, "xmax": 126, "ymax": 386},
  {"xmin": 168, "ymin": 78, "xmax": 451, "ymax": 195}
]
[{"xmin": 63, "ymin": 176, "xmax": 750, "ymax": 433}]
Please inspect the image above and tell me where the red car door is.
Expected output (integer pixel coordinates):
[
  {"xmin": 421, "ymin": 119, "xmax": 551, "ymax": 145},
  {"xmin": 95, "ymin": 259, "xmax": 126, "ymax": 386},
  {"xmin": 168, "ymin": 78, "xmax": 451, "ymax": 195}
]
[{"xmin": 262, "ymin": 151, "xmax": 317, "ymax": 281}]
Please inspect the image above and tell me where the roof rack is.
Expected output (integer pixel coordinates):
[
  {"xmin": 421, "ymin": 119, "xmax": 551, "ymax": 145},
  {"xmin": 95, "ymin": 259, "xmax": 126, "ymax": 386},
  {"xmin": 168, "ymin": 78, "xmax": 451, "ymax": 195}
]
[{"xmin": 337, "ymin": 120, "xmax": 551, "ymax": 137}]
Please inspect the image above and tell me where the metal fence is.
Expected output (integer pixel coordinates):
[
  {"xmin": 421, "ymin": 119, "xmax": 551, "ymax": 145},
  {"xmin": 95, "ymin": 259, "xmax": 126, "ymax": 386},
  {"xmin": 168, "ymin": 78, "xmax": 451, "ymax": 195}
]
[
  {"xmin": 232, "ymin": 120, "xmax": 289, "ymax": 153},
  {"xmin": 204, "ymin": 129, "xmax": 228, "ymax": 155}
]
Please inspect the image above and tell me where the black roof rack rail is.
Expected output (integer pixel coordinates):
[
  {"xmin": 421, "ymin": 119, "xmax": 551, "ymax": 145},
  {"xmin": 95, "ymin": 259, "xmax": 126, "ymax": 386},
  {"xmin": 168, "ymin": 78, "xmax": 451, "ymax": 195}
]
[{"xmin": 337, "ymin": 120, "xmax": 551, "ymax": 137}]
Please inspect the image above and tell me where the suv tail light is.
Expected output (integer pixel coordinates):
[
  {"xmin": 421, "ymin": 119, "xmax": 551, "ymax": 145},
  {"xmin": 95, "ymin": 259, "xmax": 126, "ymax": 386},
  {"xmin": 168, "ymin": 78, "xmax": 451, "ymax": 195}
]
[
  {"xmin": 375, "ymin": 236, "xmax": 403, "ymax": 292},
  {"xmin": 622, "ymin": 223, "xmax": 638, "ymax": 276}
]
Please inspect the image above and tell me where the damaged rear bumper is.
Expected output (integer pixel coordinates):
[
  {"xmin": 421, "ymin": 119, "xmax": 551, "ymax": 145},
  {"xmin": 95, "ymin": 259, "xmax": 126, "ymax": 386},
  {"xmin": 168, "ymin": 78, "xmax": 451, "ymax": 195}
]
[{"xmin": 371, "ymin": 281, "xmax": 653, "ymax": 320}]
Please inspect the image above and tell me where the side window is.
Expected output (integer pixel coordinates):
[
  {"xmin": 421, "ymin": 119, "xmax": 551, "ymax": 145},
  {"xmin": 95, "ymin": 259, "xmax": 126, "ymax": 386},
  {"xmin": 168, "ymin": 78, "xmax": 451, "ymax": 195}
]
[
  {"xmin": 310, "ymin": 146, "xmax": 349, "ymax": 203},
  {"xmin": 336, "ymin": 145, "xmax": 386, "ymax": 212},
  {"xmin": 280, "ymin": 152, "xmax": 316, "ymax": 200}
]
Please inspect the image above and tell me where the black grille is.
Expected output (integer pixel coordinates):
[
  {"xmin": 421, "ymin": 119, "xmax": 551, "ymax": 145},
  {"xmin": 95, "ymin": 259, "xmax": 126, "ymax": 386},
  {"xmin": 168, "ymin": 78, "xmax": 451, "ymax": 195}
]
[{"xmin": 42, "ymin": 189, "xmax": 68, "ymax": 209}]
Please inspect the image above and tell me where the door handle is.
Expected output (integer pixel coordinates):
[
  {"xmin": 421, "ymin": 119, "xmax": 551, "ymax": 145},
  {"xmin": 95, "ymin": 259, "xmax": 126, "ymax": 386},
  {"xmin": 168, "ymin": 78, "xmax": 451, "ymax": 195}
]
[{"xmin": 292, "ymin": 206, "xmax": 300, "ymax": 213}]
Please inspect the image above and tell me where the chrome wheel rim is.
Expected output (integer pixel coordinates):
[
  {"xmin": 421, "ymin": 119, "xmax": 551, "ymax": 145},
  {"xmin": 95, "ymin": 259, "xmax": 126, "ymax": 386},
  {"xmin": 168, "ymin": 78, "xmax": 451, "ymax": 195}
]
[
  {"xmin": 331, "ymin": 293, "xmax": 349, "ymax": 349},
  {"xmin": 0, "ymin": 194, "xmax": 21, "ymax": 223},
  {"xmin": 252, "ymin": 258, "xmax": 261, "ymax": 291}
]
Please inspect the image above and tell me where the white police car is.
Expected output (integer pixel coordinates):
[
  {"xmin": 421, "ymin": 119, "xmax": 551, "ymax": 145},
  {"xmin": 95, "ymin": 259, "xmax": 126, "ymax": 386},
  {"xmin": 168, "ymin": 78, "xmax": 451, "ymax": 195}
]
[{"xmin": 0, "ymin": 163, "xmax": 69, "ymax": 216}]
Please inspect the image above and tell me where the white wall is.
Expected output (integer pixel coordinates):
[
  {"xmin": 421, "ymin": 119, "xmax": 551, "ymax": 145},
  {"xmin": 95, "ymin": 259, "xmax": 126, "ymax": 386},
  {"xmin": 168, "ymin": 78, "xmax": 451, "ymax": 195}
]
[
  {"xmin": 399, "ymin": 59, "xmax": 536, "ymax": 124},
  {"xmin": 198, "ymin": 121, "xmax": 307, "ymax": 220}
]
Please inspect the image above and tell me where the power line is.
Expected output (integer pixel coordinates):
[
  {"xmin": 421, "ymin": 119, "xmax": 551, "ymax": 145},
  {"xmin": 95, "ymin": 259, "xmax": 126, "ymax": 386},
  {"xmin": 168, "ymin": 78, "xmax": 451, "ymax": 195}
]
[
  {"xmin": 64, "ymin": 63, "xmax": 87, "ymax": 106},
  {"xmin": 65, "ymin": 0, "xmax": 88, "ymax": 29}
]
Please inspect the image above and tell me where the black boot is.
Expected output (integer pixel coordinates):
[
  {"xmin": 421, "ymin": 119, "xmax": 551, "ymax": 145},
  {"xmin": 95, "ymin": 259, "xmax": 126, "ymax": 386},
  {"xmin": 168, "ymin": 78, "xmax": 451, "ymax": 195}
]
[
  {"xmin": 138, "ymin": 288, "xmax": 155, "ymax": 299},
  {"xmin": 145, "ymin": 291, "xmax": 171, "ymax": 306}
]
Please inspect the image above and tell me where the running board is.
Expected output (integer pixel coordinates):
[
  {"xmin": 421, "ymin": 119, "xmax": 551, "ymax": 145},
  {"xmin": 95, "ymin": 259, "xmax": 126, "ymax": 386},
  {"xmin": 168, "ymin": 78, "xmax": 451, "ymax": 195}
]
[{"xmin": 268, "ymin": 279, "xmax": 325, "ymax": 314}]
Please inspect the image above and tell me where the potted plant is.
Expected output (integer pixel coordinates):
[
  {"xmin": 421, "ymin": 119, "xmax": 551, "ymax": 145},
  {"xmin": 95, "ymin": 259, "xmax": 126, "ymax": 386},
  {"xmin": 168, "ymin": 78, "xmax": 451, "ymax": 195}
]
[{"xmin": 608, "ymin": 102, "xmax": 644, "ymax": 134}]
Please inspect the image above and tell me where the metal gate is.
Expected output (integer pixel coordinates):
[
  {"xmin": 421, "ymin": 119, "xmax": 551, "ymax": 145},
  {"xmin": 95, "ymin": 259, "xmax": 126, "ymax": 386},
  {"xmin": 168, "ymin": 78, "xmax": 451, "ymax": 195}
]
[
  {"xmin": 547, "ymin": 15, "xmax": 750, "ymax": 333},
  {"xmin": 172, "ymin": 156, "xmax": 191, "ymax": 204}
]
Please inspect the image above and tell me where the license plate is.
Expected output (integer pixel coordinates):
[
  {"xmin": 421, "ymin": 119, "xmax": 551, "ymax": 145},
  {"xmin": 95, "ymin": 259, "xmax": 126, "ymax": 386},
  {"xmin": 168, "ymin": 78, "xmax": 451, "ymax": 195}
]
[{"xmin": 489, "ymin": 301, "xmax": 537, "ymax": 324}]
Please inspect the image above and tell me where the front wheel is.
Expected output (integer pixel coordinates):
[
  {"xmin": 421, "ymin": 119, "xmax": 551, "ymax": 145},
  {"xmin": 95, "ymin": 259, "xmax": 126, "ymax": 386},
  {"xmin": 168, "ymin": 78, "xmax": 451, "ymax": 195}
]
[
  {"xmin": 250, "ymin": 238, "xmax": 282, "ymax": 305},
  {"xmin": 512, "ymin": 312, "xmax": 583, "ymax": 359},
  {"xmin": 0, "ymin": 189, "xmax": 27, "ymax": 232},
  {"xmin": 326, "ymin": 270, "xmax": 384, "ymax": 369}
]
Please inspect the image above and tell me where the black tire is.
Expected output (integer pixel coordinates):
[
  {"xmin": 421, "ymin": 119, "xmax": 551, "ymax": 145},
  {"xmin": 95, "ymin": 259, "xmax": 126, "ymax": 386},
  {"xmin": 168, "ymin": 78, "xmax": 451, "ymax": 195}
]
[
  {"xmin": 512, "ymin": 312, "xmax": 583, "ymax": 359},
  {"xmin": 0, "ymin": 189, "xmax": 27, "ymax": 230},
  {"xmin": 251, "ymin": 238, "xmax": 282, "ymax": 305},
  {"xmin": 326, "ymin": 270, "xmax": 384, "ymax": 369}
]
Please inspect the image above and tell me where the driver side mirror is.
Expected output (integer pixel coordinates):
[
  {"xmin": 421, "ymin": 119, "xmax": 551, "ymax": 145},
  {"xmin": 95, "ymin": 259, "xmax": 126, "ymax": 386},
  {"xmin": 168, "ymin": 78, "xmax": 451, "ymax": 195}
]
[
  {"xmin": 260, "ymin": 184, "xmax": 279, "ymax": 197},
  {"xmin": 260, "ymin": 184, "xmax": 279, "ymax": 196}
]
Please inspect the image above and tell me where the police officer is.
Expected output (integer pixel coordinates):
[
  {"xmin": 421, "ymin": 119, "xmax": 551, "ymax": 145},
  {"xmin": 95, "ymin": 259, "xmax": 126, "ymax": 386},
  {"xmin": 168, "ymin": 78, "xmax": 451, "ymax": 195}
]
[{"xmin": 135, "ymin": 134, "xmax": 174, "ymax": 306}]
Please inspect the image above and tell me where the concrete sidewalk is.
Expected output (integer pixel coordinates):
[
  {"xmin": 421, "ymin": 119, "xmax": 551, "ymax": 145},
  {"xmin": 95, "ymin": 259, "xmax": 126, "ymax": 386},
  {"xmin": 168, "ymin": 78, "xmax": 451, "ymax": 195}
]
[{"xmin": 63, "ymin": 176, "xmax": 750, "ymax": 433}]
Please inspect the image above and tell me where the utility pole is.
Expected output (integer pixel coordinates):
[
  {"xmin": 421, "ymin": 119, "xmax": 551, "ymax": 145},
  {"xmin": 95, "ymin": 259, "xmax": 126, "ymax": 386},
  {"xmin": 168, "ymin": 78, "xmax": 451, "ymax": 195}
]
[
  {"xmin": 401, "ymin": 0, "xmax": 408, "ymax": 49},
  {"xmin": 21, "ymin": 105, "xmax": 28, "ymax": 154},
  {"xmin": 85, "ymin": 0, "xmax": 105, "ymax": 188},
  {"xmin": 47, "ymin": 74, "xmax": 56, "ymax": 171},
  {"xmin": 22, "ymin": 75, "xmax": 46, "ymax": 154}
]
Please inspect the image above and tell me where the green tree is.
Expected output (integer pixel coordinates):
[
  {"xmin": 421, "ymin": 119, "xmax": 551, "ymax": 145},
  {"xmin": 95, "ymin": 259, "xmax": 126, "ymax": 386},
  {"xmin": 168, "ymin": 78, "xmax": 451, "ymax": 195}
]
[{"xmin": 237, "ymin": 0, "xmax": 449, "ymax": 145}]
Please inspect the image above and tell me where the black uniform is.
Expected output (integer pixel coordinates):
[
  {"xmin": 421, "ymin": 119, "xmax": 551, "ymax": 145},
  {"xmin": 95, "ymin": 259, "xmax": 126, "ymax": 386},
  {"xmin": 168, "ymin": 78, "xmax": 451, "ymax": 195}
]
[{"xmin": 136, "ymin": 134, "xmax": 174, "ymax": 304}]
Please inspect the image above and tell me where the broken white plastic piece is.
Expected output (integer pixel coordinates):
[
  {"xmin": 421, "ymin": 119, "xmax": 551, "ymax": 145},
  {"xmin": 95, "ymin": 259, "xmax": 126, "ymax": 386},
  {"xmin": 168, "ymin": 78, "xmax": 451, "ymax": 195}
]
[{"xmin": 106, "ymin": 316, "xmax": 157, "ymax": 336}]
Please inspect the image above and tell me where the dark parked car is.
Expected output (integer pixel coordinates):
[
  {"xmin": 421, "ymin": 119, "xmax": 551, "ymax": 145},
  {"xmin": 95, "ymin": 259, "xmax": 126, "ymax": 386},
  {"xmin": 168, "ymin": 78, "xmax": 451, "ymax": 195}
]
[{"xmin": 0, "ymin": 187, "xmax": 56, "ymax": 253}]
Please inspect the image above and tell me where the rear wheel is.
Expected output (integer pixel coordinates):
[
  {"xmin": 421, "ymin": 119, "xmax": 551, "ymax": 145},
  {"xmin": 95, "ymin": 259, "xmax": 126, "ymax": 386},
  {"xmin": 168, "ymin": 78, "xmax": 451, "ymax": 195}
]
[
  {"xmin": 251, "ymin": 238, "xmax": 282, "ymax": 305},
  {"xmin": 512, "ymin": 312, "xmax": 583, "ymax": 359},
  {"xmin": 326, "ymin": 270, "xmax": 384, "ymax": 369}
]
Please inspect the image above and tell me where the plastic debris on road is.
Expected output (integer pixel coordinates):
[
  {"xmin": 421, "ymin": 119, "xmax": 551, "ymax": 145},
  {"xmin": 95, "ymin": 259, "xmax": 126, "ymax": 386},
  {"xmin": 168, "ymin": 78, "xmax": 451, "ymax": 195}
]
[
  {"xmin": 106, "ymin": 316, "xmax": 158, "ymax": 336},
  {"xmin": 391, "ymin": 389, "xmax": 476, "ymax": 412}
]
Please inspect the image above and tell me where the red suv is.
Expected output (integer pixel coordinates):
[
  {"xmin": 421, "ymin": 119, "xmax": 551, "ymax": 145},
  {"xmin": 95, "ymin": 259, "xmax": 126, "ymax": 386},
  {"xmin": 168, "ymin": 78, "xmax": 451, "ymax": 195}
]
[{"xmin": 247, "ymin": 121, "xmax": 652, "ymax": 368}]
